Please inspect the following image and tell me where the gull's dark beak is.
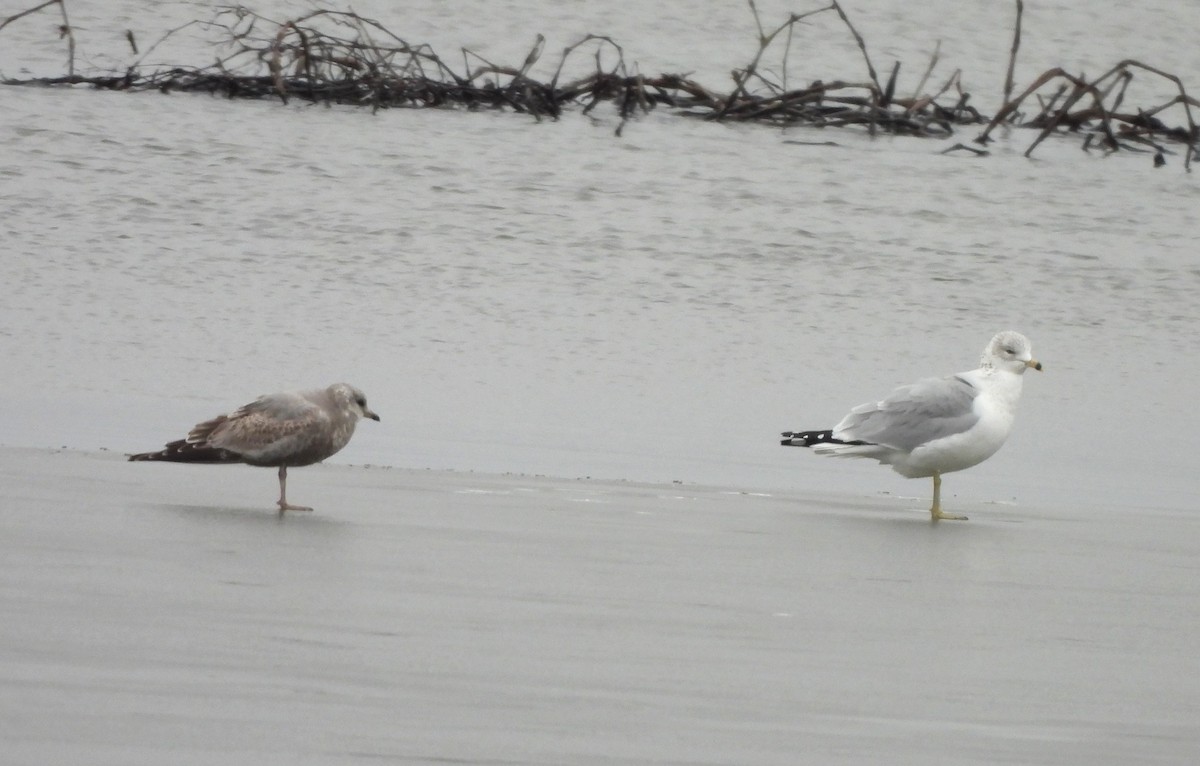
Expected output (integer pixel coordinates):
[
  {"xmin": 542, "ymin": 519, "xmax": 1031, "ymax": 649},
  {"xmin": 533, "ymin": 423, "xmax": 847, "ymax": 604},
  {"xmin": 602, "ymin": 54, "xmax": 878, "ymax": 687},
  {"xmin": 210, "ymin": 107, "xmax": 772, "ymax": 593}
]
[
  {"xmin": 1027, "ymin": 359, "xmax": 1043, "ymax": 371},
  {"xmin": 365, "ymin": 409, "xmax": 380, "ymax": 421}
]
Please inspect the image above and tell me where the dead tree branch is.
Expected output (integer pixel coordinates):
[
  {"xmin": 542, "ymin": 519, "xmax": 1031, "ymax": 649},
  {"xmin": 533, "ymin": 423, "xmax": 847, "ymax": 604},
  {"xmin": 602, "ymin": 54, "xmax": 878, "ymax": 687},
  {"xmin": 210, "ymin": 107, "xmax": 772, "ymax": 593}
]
[{"xmin": 0, "ymin": 2, "xmax": 1194, "ymax": 164}]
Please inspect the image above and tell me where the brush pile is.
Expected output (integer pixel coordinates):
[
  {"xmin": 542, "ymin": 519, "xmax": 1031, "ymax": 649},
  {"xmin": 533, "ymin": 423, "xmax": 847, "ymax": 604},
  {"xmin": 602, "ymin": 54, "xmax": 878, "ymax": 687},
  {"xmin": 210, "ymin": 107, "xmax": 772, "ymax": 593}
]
[{"xmin": 3, "ymin": 0, "xmax": 1197, "ymax": 164}]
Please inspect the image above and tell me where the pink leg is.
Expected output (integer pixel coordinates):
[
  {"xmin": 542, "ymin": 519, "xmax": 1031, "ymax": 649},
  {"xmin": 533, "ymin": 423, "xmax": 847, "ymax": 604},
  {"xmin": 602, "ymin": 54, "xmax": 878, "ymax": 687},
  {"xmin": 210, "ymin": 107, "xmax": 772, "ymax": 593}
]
[{"xmin": 276, "ymin": 466, "xmax": 313, "ymax": 512}]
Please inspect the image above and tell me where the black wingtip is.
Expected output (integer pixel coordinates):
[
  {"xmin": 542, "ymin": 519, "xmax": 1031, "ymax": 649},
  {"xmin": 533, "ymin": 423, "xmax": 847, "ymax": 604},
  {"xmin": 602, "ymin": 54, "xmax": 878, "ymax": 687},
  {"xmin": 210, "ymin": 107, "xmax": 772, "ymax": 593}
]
[
  {"xmin": 780, "ymin": 429, "xmax": 832, "ymax": 448},
  {"xmin": 780, "ymin": 429, "xmax": 870, "ymax": 448}
]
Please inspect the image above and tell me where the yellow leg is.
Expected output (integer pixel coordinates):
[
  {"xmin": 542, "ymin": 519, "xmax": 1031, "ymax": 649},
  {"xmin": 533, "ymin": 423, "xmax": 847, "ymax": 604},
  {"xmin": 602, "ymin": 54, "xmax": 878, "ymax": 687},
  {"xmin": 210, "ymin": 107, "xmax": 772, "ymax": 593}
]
[{"xmin": 930, "ymin": 471, "xmax": 967, "ymax": 521}]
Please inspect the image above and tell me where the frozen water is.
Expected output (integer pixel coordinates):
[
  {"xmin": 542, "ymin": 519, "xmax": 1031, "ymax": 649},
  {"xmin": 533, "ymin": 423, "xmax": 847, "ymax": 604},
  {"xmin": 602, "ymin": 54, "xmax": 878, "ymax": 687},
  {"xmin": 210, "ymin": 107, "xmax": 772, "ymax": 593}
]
[{"xmin": 3, "ymin": 450, "xmax": 1199, "ymax": 764}]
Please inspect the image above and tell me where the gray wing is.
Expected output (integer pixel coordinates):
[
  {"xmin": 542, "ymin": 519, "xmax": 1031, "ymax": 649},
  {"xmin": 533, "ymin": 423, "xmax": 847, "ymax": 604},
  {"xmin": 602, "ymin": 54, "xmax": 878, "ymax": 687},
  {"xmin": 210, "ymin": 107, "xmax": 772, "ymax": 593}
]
[
  {"xmin": 833, "ymin": 375, "xmax": 979, "ymax": 452},
  {"xmin": 200, "ymin": 392, "xmax": 332, "ymax": 464}
]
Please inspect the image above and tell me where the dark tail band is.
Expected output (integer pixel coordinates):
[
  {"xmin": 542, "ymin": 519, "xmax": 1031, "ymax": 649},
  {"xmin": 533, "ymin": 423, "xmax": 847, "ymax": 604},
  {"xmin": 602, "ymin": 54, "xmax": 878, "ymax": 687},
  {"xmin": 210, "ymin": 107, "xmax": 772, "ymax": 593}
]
[{"xmin": 128, "ymin": 440, "xmax": 242, "ymax": 463}]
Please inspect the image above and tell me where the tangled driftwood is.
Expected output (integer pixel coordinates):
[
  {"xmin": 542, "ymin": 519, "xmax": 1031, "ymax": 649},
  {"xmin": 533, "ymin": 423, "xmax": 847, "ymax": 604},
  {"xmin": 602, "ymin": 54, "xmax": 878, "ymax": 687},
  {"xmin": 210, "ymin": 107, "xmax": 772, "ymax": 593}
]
[{"xmin": 3, "ymin": 0, "xmax": 1197, "ymax": 166}]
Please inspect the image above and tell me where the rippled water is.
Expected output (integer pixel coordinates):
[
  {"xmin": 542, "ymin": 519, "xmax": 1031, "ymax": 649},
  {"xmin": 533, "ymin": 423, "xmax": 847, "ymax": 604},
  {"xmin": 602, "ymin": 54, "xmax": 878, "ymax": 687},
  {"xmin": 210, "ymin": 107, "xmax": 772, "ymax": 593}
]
[{"xmin": 2, "ymin": 0, "xmax": 1199, "ymax": 511}]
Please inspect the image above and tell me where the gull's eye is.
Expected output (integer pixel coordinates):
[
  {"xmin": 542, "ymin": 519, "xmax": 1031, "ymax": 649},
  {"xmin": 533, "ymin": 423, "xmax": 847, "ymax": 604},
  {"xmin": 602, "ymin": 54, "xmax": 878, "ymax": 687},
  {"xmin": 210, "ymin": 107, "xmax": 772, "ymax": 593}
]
[{"xmin": 356, "ymin": 396, "xmax": 367, "ymax": 407}]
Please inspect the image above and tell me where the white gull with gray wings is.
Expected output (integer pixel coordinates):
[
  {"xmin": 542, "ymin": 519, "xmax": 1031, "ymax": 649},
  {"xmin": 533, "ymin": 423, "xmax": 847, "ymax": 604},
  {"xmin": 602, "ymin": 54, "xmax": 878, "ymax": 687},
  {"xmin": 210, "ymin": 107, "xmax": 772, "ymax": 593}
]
[
  {"xmin": 781, "ymin": 331, "xmax": 1041, "ymax": 521},
  {"xmin": 129, "ymin": 383, "xmax": 380, "ymax": 512}
]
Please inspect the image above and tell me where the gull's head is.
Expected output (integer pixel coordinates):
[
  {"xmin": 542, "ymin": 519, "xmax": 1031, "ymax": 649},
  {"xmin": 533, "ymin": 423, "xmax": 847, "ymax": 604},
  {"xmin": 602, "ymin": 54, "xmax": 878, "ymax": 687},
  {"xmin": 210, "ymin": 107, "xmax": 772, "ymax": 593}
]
[
  {"xmin": 982, "ymin": 331, "xmax": 1042, "ymax": 374},
  {"xmin": 331, "ymin": 383, "xmax": 381, "ymax": 422}
]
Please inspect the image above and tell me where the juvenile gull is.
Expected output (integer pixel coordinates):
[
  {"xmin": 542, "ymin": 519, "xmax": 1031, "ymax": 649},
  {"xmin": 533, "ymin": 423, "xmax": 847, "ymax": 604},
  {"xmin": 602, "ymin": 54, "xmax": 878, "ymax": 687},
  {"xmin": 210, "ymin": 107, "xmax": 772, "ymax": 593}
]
[
  {"xmin": 129, "ymin": 383, "xmax": 380, "ymax": 512},
  {"xmin": 781, "ymin": 331, "xmax": 1042, "ymax": 521}
]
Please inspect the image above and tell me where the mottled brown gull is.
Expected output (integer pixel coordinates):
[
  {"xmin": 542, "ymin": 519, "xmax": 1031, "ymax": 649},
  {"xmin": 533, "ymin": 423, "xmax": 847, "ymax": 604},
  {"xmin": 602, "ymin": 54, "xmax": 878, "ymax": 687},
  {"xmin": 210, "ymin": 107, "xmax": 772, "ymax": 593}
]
[
  {"xmin": 129, "ymin": 383, "xmax": 380, "ymax": 512},
  {"xmin": 781, "ymin": 331, "xmax": 1042, "ymax": 521}
]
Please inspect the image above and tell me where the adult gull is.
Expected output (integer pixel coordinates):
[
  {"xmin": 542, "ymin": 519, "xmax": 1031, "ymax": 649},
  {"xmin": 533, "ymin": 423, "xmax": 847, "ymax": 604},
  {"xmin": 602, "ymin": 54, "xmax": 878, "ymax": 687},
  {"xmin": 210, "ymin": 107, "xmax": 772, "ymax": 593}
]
[
  {"xmin": 781, "ymin": 331, "xmax": 1042, "ymax": 521},
  {"xmin": 129, "ymin": 383, "xmax": 380, "ymax": 512}
]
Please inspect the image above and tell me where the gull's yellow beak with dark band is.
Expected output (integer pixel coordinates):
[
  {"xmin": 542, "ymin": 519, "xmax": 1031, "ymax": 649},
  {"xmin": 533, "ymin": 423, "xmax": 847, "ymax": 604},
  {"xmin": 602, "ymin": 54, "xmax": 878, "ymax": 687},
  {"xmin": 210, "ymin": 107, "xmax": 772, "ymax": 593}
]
[{"xmin": 1027, "ymin": 359, "xmax": 1043, "ymax": 371}]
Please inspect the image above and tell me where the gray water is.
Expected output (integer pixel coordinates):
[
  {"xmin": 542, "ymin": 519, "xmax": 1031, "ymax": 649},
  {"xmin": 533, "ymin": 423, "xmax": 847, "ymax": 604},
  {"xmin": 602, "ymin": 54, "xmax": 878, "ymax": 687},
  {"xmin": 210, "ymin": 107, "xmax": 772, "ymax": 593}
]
[
  {"xmin": 2, "ymin": 1, "xmax": 1199, "ymax": 762},
  {"xmin": 4, "ymin": 0, "xmax": 1200, "ymax": 506}
]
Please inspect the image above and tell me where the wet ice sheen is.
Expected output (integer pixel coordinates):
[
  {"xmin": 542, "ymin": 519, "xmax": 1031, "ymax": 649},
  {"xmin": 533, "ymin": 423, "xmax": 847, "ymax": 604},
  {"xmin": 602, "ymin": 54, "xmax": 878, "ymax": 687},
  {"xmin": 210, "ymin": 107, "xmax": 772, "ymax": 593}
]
[{"xmin": 3, "ymin": 449, "xmax": 1199, "ymax": 764}]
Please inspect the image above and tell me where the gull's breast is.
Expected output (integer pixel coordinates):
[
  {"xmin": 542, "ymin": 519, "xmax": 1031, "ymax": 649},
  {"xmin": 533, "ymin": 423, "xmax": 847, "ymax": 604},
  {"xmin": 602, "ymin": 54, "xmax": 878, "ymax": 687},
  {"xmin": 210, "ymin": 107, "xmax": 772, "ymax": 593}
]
[{"xmin": 896, "ymin": 388, "xmax": 1017, "ymax": 477}]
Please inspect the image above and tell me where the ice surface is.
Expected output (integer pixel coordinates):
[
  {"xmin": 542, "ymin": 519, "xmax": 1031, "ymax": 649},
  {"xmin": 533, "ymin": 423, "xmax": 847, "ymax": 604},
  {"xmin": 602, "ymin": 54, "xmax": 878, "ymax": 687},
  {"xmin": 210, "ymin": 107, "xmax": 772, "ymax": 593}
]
[{"xmin": 2, "ymin": 449, "xmax": 1198, "ymax": 764}]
